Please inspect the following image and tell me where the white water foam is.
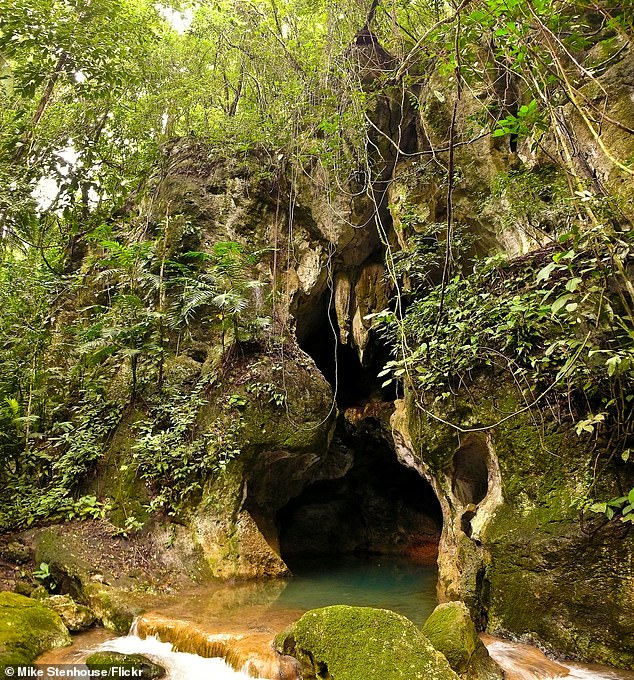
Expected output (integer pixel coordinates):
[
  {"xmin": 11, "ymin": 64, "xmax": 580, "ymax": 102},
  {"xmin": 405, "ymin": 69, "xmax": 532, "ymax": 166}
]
[
  {"xmin": 565, "ymin": 667, "xmax": 630, "ymax": 680},
  {"xmin": 95, "ymin": 634, "xmax": 266, "ymax": 680}
]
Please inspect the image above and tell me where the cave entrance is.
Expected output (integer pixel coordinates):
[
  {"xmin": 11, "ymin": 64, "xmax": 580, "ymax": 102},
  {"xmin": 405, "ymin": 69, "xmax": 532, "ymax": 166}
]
[
  {"xmin": 297, "ymin": 293, "xmax": 396, "ymax": 407},
  {"xmin": 275, "ymin": 420, "xmax": 442, "ymax": 572}
]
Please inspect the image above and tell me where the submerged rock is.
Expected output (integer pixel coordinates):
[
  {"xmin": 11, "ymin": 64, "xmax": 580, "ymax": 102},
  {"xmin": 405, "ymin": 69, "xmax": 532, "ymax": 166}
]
[
  {"xmin": 85, "ymin": 652, "xmax": 165, "ymax": 679},
  {"xmin": 0, "ymin": 591, "xmax": 70, "ymax": 670},
  {"xmin": 422, "ymin": 602, "xmax": 503, "ymax": 680},
  {"xmin": 275, "ymin": 605, "xmax": 459, "ymax": 680}
]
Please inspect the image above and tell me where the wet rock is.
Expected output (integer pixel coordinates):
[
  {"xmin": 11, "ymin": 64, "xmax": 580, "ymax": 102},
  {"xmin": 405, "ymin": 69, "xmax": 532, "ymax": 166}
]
[
  {"xmin": 85, "ymin": 652, "xmax": 165, "ymax": 679},
  {"xmin": 275, "ymin": 605, "xmax": 459, "ymax": 680},
  {"xmin": 82, "ymin": 583, "xmax": 144, "ymax": 634},
  {"xmin": 422, "ymin": 602, "xmax": 503, "ymax": 680},
  {"xmin": 0, "ymin": 591, "xmax": 70, "ymax": 670},
  {"xmin": 44, "ymin": 594, "xmax": 96, "ymax": 631}
]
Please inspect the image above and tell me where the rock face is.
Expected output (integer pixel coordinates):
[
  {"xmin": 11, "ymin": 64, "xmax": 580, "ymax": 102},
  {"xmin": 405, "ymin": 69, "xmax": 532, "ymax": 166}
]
[
  {"xmin": 391, "ymin": 385, "xmax": 634, "ymax": 668},
  {"xmin": 0, "ymin": 592, "xmax": 71, "ymax": 670},
  {"xmin": 422, "ymin": 602, "xmax": 503, "ymax": 680},
  {"xmin": 380, "ymin": 42, "xmax": 634, "ymax": 666},
  {"xmin": 275, "ymin": 605, "xmax": 460, "ymax": 680}
]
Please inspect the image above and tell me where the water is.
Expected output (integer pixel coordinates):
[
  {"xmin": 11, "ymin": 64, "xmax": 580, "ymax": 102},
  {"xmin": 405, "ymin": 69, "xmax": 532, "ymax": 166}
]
[
  {"xmin": 37, "ymin": 556, "xmax": 634, "ymax": 680},
  {"xmin": 275, "ymin": 554, "xmax": 438, "ymax": 625},
  {"xmin": 484, "ymin": 637, "xmax": 634, "ymax": 680},
  {"xmin": 95, "ymin": 634, "xmax": 255, "ymax": 680}
]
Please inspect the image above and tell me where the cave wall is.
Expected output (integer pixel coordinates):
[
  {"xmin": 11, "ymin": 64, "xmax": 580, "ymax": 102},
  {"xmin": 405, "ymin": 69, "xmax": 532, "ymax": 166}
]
[
  {"xmin": 382, "ymin": 43, "xmax": 634, "ymax": 669},
  {"xmin": 391, "ymin": 385, "xmax": 634, "ymax": 668}
]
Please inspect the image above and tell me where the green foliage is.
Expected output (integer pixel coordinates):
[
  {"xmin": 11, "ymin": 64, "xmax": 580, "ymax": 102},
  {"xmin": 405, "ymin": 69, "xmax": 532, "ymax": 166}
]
[
  {"xmin": 378, "ymin": 217, "xmax": 634, "ymax": 517},
  {"xmin": 246, "ymin": 382, "xmax": 286, "ymax": 407},
  {"xmin": 588, "ymin": 488, "xmax": 634, "ymax": 523},
  {"xmin": 32, "ymin": 561, "xmax": 57, "ymax": 592},
  {"xmin": 32, "ymin": 562, "xmax": 51, "ymax": 584},
  {"xmin": 131, "ymin": 378, "xmax": 243, "ymax": 515},
  {"xmin": 66, "ymin": 495, "xmax": 112, "ymax": 521},
  {"xmin": 111, "ymin": 515, "xmax": 144, "ymax": 538},
  {"xmin": 492, "ymin": 100, "xmax": 548, "ymax": 140}
]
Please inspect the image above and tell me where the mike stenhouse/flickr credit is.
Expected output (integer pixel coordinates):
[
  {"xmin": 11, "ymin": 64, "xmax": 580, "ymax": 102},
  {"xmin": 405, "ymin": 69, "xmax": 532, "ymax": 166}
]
[{"xmin": 5, "ymin": 668, "xmax": 144, "ymax": 678}]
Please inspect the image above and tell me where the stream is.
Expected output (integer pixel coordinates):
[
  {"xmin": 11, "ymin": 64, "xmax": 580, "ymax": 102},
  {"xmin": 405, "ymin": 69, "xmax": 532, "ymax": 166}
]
[{"xmin": 37, "ymin": 555, "xmax": 634, "ymax": 680}]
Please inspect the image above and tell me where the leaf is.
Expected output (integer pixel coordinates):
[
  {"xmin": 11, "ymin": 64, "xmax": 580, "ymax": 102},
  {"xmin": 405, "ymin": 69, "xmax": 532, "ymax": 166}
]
[
  {"xmin": 606, "ymin": 355, "xmax": 620, "ymax": 377},
  {"xmin": 629, "ymin": 488, "xmax": 634, "ymax": 505},
  {"xmin": 565, "ymin": 277, "xmax": 582, "ymax": 292},
  {"xmin": 536, "ymin": 262, "xmax": 558, "ymax": 282},
  {"xmin": 551, "ymin": 294, "xmax": 573, "ymax": 314}
]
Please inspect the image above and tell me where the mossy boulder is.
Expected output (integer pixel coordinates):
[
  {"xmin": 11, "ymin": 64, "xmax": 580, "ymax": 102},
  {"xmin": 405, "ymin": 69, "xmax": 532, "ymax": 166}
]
[
  {"xmin": 275, "ymin": 605, "xmax": 459, "ymax": 680},
  {"xmin": 82, "ymin": 584, "xmax": 145, "ymax": 634},
  {"xmin": 34, "ymin": 528, "xmax": 94, "ymax": 597},
  {"xmin": 44, "ymin": 594, "xmax": 96, "ymax": 631},
  {"xmin": 422, "ymin": 602, "xmax": 479, "ymax": 673},
  {"xmin": 0, "ymin": 592, "xmax": 71, "ymax": 670},
  {"xmin": 85, "ymin": 652, "xmax": 165, "ymax": 679},
  {"xmin": 422, "ymin": 602, "xmax": 503, "ymax": 680}
]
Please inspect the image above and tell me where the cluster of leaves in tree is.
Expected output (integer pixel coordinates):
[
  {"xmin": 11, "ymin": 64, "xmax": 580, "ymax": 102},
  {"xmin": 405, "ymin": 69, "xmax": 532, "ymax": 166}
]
[
  {"xmin": 378, "ymin": 209, "xmax": 634, "ymax": 521},
  {"xmin": 0, "ymin": 225, "xmax": 268, "ymax": 528}
]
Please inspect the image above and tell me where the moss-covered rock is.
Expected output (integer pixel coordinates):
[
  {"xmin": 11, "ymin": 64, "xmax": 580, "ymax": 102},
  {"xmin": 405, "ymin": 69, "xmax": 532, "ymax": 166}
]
[
  {"xmin": 422, "ymin": 602, "xmax": 503, "ymax": 680},
  {"xmin": 81, "ymin": 584, "xmax": 145, "ymax": 634},
  {"xmin": 85, "ymin": 652, "xmax": 165, "ymax": 679},
  {"xmin": 44, "ymin": 594, "xmax": 96, "ymax": 631},
  {"xmin": 422, "ymin": 602, "xmax": 479, "ymax": 673},
  {"xmin": 396, "ymin": 377, "xmax": 634, "ymax": 668},
  {"xmin": 275, "ymin": 605, "xmax": 459, "ymax": 680},
  {"xmin": 34, "ymin": 528, "xmax": 95, "ymax": 598},
  {"xmin": 0, "ymin": 592, "xmax": 71, "ymax": 670}
]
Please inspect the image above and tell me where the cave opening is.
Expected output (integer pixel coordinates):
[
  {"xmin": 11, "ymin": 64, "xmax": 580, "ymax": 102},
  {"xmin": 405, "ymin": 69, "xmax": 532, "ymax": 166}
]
[
  {"xmin": 297, "ymin": 293, "xmax": 396, "ymax": 407},
  {"xmin": 282, "ymin": 278, "xmax": 441, "ymax": 585},
  {"xmin": 452, "ymin": 436, "xmax": 489, "ymax": 506},
  {"xmin": 275, "ymin": 419, "xmax": 443, "ymax": 573}
]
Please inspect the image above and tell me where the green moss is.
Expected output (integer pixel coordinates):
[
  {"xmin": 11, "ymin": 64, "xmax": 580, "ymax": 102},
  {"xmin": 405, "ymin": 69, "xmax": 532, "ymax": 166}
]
[
  {"xmin": 86, "ymin": 652, "xmax": 165, "ymax": 679},
  {"xmin": 404, "ymin": 374, "xmax": 634, "ymax": 668},
  {"xmin": 34, "ymin": 528, "xmax": 93, "ymax": 597},
  {"xmin": 275, "ymin": 606, "xmax": 459, "ymax": 680},
  {"xmin": 0, "ymin": 592, "xmax": 71, "ymax": 670},
  {"xmin": 422, "ymin": 602, "xmax": 478, "ymax": 673},
  {"xmin": 81, "ymin": 584, "xmax": 144, "ymax": 634}
]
